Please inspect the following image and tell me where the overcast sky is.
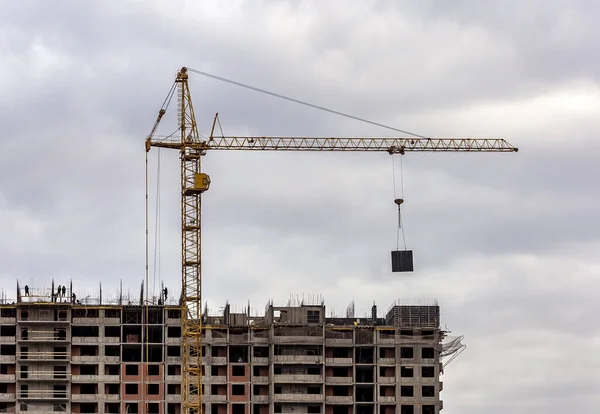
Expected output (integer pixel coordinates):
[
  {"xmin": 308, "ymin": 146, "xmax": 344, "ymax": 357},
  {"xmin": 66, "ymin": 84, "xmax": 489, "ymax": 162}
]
[{"xmin": 1, "ymin": 0, "xmax": 599, "ymax": 412}]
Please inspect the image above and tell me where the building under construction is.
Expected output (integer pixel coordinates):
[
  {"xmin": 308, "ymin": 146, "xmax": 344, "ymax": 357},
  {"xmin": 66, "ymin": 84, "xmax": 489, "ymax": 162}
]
[{"xmin": 0, "ymin": 282, "xmax": 464, "ymax": 414}]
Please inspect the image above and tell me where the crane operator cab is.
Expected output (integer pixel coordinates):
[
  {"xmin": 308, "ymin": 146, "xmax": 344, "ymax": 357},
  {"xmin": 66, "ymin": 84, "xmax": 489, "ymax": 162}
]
[{"xmin": 192, "ymin": 173, "xmax": 211, "ymax": 193}]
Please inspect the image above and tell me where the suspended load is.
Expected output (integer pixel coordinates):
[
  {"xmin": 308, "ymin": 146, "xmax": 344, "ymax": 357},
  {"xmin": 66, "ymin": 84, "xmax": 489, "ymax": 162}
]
[{"xmin": 391, "ymin": 249, "xmax": 414, "ymax": 272}]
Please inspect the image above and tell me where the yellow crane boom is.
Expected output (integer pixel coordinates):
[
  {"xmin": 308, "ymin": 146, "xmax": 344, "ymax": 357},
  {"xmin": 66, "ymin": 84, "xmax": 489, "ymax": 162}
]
[{"xmin": 145, "ymin": 67, "xmax": 517, "ymax": 414}]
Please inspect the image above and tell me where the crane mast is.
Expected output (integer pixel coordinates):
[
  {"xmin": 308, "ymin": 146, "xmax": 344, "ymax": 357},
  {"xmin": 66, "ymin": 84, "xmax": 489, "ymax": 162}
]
[{"xmin": 145, "ymin": 66, "xmax": 518, "ymax": 414}]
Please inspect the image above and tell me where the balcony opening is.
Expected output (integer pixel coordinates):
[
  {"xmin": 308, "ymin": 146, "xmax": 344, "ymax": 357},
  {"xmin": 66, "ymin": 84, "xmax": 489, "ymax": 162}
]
[
  {"xmin": 400, "ymin": 347, "xmax": 413, "ymax": 359},
  {"xmin": 332, "ymin": 386, "xmax": 350, "ymax": 396},
  {"xmin": 422, "ymin": 386, "xmax": 435, "ymax": 397},
  {"xmin": 307, "ymin": 406, "xmax": 320, "ymax": 414},
  {"xmin": 253, "ymin": 346, "xmax": 268, "ymax": 357},
  {"xmin": 148, "ymin": 364, "xmax": 160, "ymax": 376},
  {"xmin": 105, "ymin": 345, "xmax": 120, "ymax": 357},
  {"xmin": 0, "ymin": 309, "xmax": 15, "ymax": 318},
  {"xmin": 144, "ymin": 326, "xmax": 163, "ymax": 343},
  {"xmin": 125, "ymin": 403, "xmax": 139, "ymax": 414},
  {"xmin": 144, "ymin": 344, "xmax": 163, "ymax": 363},
  {"xmin": 379, "ymin": 366, "xmax": 395, "ymax": 377},
  {"xmin": 355, "ymin": 347, "xmax": 374, "ymax": 364},
  {"xmin": 125, "ymin": 364, "xmax": 139, "ymax": 376},
  {"xmin": 331, "ymin": 347, "xmax": 351, "ymax": 358},
  {"xmin": 20, "ymin": 311, "xmax": 28, "ymax": 321},
  {"xmin": 168, "ymin": 364, "xmax": 181, "ymax": 375},
  {"xmin": 147, "ymin": 383, "xmax": 160, "ymax": 395},
  {"xmin": 400, "ymin": 406, "xmax": 414, "ymax": 414},
  {"xmin": 123, "ymin": 345, "xmax": 142, "ymax": 362},
  {"xmin": 379, "ymin": 385, "xmax": 394, "ymax": 397},
  {"xmin": 167, "ymin": 403, "xmax": 181, "ymax": 414},
  {"xmin": 147, "ymin": 402, "xmax": 160, "ymax": 414},
  {"xmin": 422, "ymin": 366, "xmax": 435, "ymax": 378},
  {"xmin": 274, "ymin": 405, "xmax": 282, "ymax": 413},
  {"xmin": 211, "ymin": 345, "xmax": 227, "ymax": 357},
  {"xmin": 72, "ymin": 326, "xmax": 99, "ymax": 337},
  {"xmin": 422, "ymin": 405, "xmax": 435, "ymax": 414},
  {"xmin": 0, "ymin": 325, "xmax": 15, "ymax": 337},
  {"xmin": 79, "ymin": 345, "xmax": 98, "ymax": 356},
  {"xmin": 167, "ymin": 326, "xmax": 181, "ymax": 338},
  {"xmin": 355, "ymin": 385, "xmax": 374, "ymax": 402},
  {"xmin": 229, "ymin": 345, "xmax": 248, "ymax": 363},
  {"xmin": 19, "ymin": 366, "xmax": 27, "ymax": 379},
  {"xmin": 232, "ymin": 404, "xmax": 244, "ymax": 414},
  {"xmin": 356, "ymin": 406, "xmax": 374, "ymax": 414},
  {"xmin": 0, "ymin": 384, "xmax": 7, "ymax": 393},
  {"xmin": 232, "ymin": 365, "xmax": 245, "ymax": 377},
  {"xmin": 400, "ymin": 386, "xmax": 414, "ymax": 397},
  {"xmin": 232, "ymin": 384, "xmax": 245, "ymax": 395},
  {"xmin": 125, "ymin": 384, "xmax": 138, "ymax": 394},
  {"xmin": 1, "ymin": 345, "xmax": 15, "ymax": 356},
  {"xmin": 78, "ymin": 403, "xmax": 97, "ymax": 413},
  {"xmin": 105, "ymin": 364, "xmax": 119, "ymax": 376},
  {"xmin": 167, "ymin": 345, "xmax": 180, "ymax": 357},
  {"xmin": 105, "ymin": 326, "xmax": 120, "ymax": 338},
  {"xmin": 400, "ymin": 329, "xmax": 413, "ymax": 337},
  {"xmin": 379, "ymin": 347, "xmax": 394, "ymax": 358},
  {"xmin": 80, "ymin": 383, "xmax": 97, "ymax": 394},
  {"xmin": 400, "ymin": 366, "xmax": 413, "ymax": 377},
  {"xmin": 356, "ymin": 366, "xmax": 374, "ymax": 383},
  {"xmin": 332, "ymin": 367, "xmax": 350, "ymax": 377},
  {"xmin": 123, "ymin": 326, "xmax": 142, "ymax": 343},
  {"xmin": 332, "ymin": 407, "xmax": 349, "ymax": 414},
  {"xmin": 422, "ymin": 347, "xmax": 435, "ymax": 359},
  {"xmin": 105, "ymin": 403, "xmax": 120, "ymax": 414},
  {"xmin": 167, "ymin": 384, "xmax": 181, "ymax": 395},
  {"xmin": 105, "ymin": 384, "xmax": 119, "ymax": 395},
  {"xmin": 80, "ymin": 365, "xmax": 97, "ymax": 375}
]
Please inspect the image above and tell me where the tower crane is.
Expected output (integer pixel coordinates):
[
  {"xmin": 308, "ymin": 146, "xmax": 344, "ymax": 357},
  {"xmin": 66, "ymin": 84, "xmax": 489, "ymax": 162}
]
[{"xmin": 145, "ymin": 67, "xmax": 518, "ymax": 414}]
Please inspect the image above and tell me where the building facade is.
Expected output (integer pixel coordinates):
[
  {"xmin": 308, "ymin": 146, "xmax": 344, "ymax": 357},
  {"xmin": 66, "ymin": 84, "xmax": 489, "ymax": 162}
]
[{"xmin": 0, "ymin": 290, "xmax": 447, "ymax": 414}]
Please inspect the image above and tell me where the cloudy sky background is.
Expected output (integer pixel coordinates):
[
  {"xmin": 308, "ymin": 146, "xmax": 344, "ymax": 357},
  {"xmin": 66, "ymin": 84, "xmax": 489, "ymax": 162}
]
[{"xmin": 1, "ymin": 0, "xmax": 599, "ymax": 412}]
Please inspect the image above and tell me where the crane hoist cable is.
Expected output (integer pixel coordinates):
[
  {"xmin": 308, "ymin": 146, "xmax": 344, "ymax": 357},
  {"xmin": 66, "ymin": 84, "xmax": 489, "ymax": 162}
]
[{"xmin": 392, "ymin": 155, "xmax": 407, "ymax": 251}]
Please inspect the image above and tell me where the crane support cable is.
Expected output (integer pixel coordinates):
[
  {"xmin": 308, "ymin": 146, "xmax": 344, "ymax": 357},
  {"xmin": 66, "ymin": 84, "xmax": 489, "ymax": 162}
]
[{"xmin": 187, "ymin": 67, "xmax": 428, "ymax": 138}]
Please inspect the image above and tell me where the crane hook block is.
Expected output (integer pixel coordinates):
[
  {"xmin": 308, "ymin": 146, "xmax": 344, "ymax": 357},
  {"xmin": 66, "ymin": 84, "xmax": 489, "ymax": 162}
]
[
  {"xmin": 394, "ymin": 198, "xmax": 404, "ymax": 206},
  {"xmin": 391, "ymin": 250, "xmax": 414, "ymax": 272},
  {"xmin": 193, "ymin": 173, "xmax": 211, "ymax": 193}
]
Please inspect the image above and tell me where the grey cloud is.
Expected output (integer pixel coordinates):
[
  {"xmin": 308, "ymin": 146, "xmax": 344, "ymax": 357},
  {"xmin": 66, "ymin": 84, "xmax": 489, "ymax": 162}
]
[{"xmin": 1, "ymin": 1, "xmax": 599, "ymax": 413}]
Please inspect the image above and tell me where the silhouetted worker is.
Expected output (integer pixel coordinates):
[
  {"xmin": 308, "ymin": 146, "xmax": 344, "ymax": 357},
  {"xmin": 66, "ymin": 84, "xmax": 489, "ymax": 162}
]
[
  {"xmin": 24, "ymin": 285, "xmax": 29, "ymax": 296},
  {"xmin": 57, "ymin": 285, "xmax": 62, "ymax": 297},
  {"xmin": 163, "ymin": 287, "xmax": 168, "ymax": 301},
  {"xmin": 72, "ymin": 293, "xmax": 76, "ymax": 304},
  {"xmin": 61, "ymin": 286, "xmax": 66, "ymax": 296}
]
